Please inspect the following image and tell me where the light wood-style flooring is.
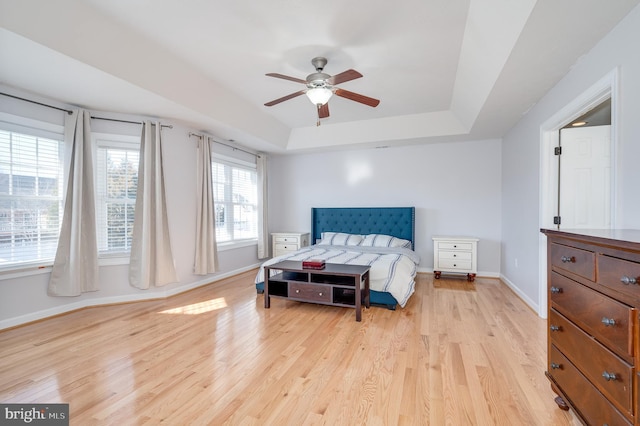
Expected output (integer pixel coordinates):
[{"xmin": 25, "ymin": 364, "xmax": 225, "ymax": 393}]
[{"xmin": 0, "ymin": 271, "xmax": 580, "ymax": 425}]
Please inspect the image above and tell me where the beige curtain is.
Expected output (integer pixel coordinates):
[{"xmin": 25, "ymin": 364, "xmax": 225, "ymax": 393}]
[
  {"xmin": 48, "ymin": 109, "xmax": 99, "ymax": 296},
  {"xmin": 194, "ymin": 135, "xmax": 218, "ymax": 274},
  {"xmin": 129, "ymin": 121, "xmax": 178, "ymax": 289},
  {"xmin": 257, "ymin": 153, "xmax": 269, "ymax": 259}
]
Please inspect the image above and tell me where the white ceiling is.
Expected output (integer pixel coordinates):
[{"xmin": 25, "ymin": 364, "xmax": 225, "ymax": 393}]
[{"xmin": 1, "ymin": 0, "xmax": 638, "ymax": 153}]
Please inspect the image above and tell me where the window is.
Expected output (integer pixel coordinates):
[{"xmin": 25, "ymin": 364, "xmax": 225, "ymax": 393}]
[
  {"xmin": 212, "ymin": 156, "xmax": 258, "ymax": 244},
  {"xmin": 0, "ymin": 130, "xmax": 64, "ymax": 268},
  {"xmin": 95, "ymin": 135, "xmax": 140, "ymax": 255}
]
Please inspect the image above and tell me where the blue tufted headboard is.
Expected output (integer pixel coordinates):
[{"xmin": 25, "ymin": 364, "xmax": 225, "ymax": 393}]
[{"xmin": 311, "ymin": 207, "xmax": 415, "ymax": 250}]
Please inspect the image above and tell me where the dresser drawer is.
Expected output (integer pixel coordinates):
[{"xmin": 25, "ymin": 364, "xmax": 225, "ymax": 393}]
[
  {"xmin": 550, "ymin": 242, "xmax": 595, "ymax": 281},
  {"xmin": 598, "ymin": 254, "xmax": 640, "ymax": 301},
  {"xmin": 549, "ymin": 345, "xmax": 632, "ymax": 426},
  {"xmin": 289, "ymin": 283, "xmax": 331, "ymax": 303},
  {"xmin": 437, "ymin": 241, "xmax": 473, "ymax": 251},
  {"xmin": 439, "ymin": 251, "xmax": 472, "ymax": 260},
  {"xmin": 549, "ymin": 309, "xmax": 633, "ymax": 414},
  {"xmin": 275, "ymin": 235, "xmax": 300, "ymax": 244},
  {"xmin": 437, "ymin": 259, "xmax": 472, "ymax": 271},
  {"xmin": 275, "ymin": 243, "xmax": 299, "ymax": 253},
  {"xmin": 550, "ymin": 272, "xmax": 633, "ymax": 357}
]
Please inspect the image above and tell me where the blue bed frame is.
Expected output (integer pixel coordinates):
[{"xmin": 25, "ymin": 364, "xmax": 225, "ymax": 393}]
[{"xmin": 257, "ymin": 207, "xmax": 416, "ymax": 310}]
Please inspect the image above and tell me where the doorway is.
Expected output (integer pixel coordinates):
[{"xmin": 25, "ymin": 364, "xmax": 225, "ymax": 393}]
[
  {"xmin": 556, "ymin": 99, "xmax": 612, "ymax": 229},
  {"xmin": 537, "ymin": 69, "xmax": 618, "ymax": 318}
]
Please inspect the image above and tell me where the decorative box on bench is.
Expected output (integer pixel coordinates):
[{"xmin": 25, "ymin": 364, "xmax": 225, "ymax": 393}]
[{"xmin": 302, "ymin": 259, "xmax": 325, "ymax": 269}]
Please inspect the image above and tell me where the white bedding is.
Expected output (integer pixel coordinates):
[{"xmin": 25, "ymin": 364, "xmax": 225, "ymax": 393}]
[{"xmin": 255, "ymin": 245, "xmax": 420, "ymax": 307}]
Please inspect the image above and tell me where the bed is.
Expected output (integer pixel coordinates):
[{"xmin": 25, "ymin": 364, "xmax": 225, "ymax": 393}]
[{"xmin": 255, "ymin": 207, "xmax": 419, "ymax": 310}]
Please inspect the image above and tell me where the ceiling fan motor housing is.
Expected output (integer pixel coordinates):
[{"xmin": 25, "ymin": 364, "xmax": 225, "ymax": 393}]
[
  {"xmin": 307, "ymin": 57, "xmax": 331, "ymax": 88},
  {"xmin": 306, "ymin": 73, "xmax": 331, "ymax": 88}
]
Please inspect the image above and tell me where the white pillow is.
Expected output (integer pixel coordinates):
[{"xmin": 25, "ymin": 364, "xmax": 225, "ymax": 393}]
[
  {"xmin": 319, "ymin": 232, "xmax": 363, "ymax": 246},
  {"xmin": 361, "ymin": 234, "xmax": 412, "ymax": 248}
]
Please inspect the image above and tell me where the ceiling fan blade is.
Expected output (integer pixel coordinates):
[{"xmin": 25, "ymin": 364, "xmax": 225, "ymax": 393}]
[
  {"xmin": 264, "ymin": 90, "xmax": 306, "ymax": 106},
  {"xmin": 265, "ymin": 73, "xmax": 307, "ymax": 84},
  {"xmin": 318, "ymin": 103, "xmax": 330, "ymax": 119},
  {"xmin": 327, "ymin": 69, "xmax": 362, "ymax": 85},
  {"xmin": 334, "ymin": 88, "xmax": 380, "ymax": 107}
]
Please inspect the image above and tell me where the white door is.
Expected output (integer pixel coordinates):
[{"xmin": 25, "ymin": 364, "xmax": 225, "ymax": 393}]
[{"xmin": 558, "ymin": 125, "xmax": 611, "ymax": 228}]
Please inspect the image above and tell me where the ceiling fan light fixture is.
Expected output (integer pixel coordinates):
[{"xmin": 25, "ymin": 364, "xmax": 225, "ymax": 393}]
[{"xmin": 306, "ymin": 87, "xmax": 333, "ymax": 105}]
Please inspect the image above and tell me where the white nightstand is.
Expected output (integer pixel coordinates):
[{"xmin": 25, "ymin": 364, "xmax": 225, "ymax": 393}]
[
  {"xmin": 432, "ymin": 236, "xmax": 479, "ymax": 281},
  {"xmin": 271, "ymin": 232, "xmax": 310, "ymax": 257}
]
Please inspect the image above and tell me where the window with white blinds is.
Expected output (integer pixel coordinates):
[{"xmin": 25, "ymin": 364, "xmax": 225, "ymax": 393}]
[
  {"xmin": 0, "ymin": 129, "xmax": 64, "ymax": 268},
  {"xmin": 95, "ymin": 136, "xmax": 140, "ymax": 255},
  {"xmin": 212, "ymin": 156, "xmax": 258, "ymax": 244}
]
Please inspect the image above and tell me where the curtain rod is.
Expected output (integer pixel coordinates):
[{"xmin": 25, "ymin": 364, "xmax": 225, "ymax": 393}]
[
  {"xmin": 189, "ymin": 132, "xmax": 258, "ymax": 157},
  {"xmin": 1, "ymin": 92, "xmax": 173, "ymax": 129},
  {"xmin": 91, "ymin": 116, "xmax": 173, "ymax": 129},
  {"xmin": 1, "ymin": 92, "xmax": 73, "ymax": 115}
]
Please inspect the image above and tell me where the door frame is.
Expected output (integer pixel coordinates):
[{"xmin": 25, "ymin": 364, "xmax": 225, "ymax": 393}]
[{"xmin": 537, "ymin": 68, "xmax": 619, "ymax": 318}]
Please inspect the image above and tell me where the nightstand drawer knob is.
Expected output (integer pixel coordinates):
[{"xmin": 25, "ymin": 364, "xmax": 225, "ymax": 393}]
[
  {"xmin": 550, "ymin": 363, "xmax": 561, "ymax": 370},
  {"xmin": 295, "ymin": 289, "xmax": 300, "ymax": 294},
  {"xmin": 601, "ymin": 317, "xmax": 616, "ymax": 326},
  {"xmin": 621, "ymin": 276, "xmax": 637, "ymax": 285},
  {"xmin": 550, "ymin": 325, "xmax": 561, "ymax": 332},
  {"xmin": 550, "ymin": 286, "xmax": 562, "ymax": 294},
  {"xmin": 318, "ymin": 292, "xmax": 323, "ymax": 296},
  {"xmin": 602, "ymin": 371, "xmax": 617, "ymax": 381},
  {"xmin": 561, "ymin": 256, "xmax": 575, "ymax": 263}
]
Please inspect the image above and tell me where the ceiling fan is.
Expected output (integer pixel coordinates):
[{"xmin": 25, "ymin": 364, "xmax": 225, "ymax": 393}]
[{"xmin": 264, "ymin": 57, "xmax": 380, "ymax": 125}]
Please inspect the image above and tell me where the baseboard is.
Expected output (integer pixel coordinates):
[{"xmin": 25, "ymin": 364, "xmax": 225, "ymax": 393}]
[
  {"xmin": 499, "ymin": 273, "xmax": 541, "ymax": 316},
  {"xmin": 0, "ymin": 263, "xmax": 261, "ymax": 331}
]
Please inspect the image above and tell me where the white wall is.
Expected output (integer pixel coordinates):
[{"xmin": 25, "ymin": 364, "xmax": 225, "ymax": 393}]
[
  {"xmin": 0, "ymin": 100, "xmax": 263, "ymax": 329},
  {"xmin": 501, "ymin": 4, "xmax": 640, "ymax": 314},
  {"xmin": 267, "ymin": 139, "xmax": 502, "ymax": 275}
]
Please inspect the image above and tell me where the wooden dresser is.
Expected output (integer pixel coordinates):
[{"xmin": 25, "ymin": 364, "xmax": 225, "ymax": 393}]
[{"xmin": 541, "ymin": 229, "xmax": 640, "ymax": 425}]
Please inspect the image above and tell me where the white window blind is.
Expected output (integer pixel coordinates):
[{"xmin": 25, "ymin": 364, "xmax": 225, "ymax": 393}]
[
  {"xmin": 212, "ymin": 157, "xmax": 258, "ymax": 243},
  {"xmin": 0, "ymin": 129, "xmax": 64, "ymax": 268},
  {"xmin": 95, "ymin": 138, "xmax": 139, "ymax": 254}
]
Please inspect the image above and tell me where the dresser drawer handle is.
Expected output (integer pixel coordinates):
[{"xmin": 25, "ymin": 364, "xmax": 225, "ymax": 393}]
[
  {"xmin": 601, "ymin": 317, "xmax": 616, "ymax": 326},
  {"xmin": 602, "ymin": 371, "xmax": 617, "ymax": 381},
  {"xmin": 621, "ymin": 276, "xmax": 638, "ymax": 285},
  {"xmin": 550, "ymin": 286, "xmax": 562, "ymax": 294},
  {"xmin": 560, "ymin": 256, "xmax": 575, "ymax": 263},
  {"xmin": 550, "ymin": 325, "xmax": 561, "ymax": 332},
  {"xmin": 318, "ymin": 292, "xmax": 323, "ymax": 296},
  {"xmin": 295, "ymin": 289, "xmax": 300, "ymax": 294},
  {"xmin": 550, "ymin": 362, "xmax": 561, "ymax": 370}
]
